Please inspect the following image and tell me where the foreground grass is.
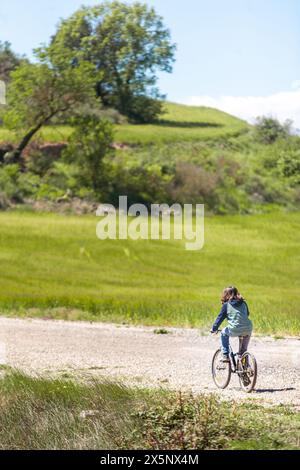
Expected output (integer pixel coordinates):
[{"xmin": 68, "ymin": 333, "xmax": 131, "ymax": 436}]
[
  {"xmin": 0, "ymin": 369, "xmax": 298, "ymax": 450},
  {"xmin": 0, "ymin": 103, "xmax": 248, "ymax": 145},
  {"xmin": 0, "ymin": 210, "xmax": 299, "ymax": 335}
]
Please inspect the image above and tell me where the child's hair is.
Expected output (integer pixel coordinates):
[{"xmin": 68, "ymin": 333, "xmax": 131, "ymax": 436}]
[{"xmin": 221, "ymin": 286, "xmax": 243, "ymax": 303}]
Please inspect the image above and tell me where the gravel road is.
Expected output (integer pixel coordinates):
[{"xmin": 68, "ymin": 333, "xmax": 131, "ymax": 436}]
[{"xmin": 0, "ymin": 317, "xmax": 299, "ymax": 407}]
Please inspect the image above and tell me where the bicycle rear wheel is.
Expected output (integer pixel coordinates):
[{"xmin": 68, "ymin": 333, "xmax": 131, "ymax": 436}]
[
  {"xmin": 238, "ymin": 352, "xmax": 257, "ymax": 393},
  {"xmin": 212, "ymin": 349, "xmax": 231, "ymax": 389}
]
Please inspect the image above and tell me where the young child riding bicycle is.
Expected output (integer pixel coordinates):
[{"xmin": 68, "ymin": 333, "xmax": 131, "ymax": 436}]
[{"xmin": 211, "ymin": 286, "xmax": 253, "ymax": 361}]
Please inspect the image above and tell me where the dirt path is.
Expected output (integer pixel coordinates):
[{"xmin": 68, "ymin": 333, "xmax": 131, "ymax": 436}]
[{"xmin": 0, "ymin": 317, "xmax": 299, "ymax": 407}]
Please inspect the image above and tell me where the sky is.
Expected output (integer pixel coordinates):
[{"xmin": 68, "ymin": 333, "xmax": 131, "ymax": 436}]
[{"xmin": 0, "ymin": 0, "xmax": 300, "ymax": 126}]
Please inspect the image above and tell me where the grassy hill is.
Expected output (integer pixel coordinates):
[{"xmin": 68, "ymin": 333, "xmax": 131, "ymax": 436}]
[
  {"xmin": 116, "ymin": 102, "xmax": 249, "ymax": 144},
  {"xmin": 0, "ymin": 102, "xmax": 249, "ymax": 145},
  {"xmin": 0, "ymin": 101, "xmax": 298, "ymax": 217}
]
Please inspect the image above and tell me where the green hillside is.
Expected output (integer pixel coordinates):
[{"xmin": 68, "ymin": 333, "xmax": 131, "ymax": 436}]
[
  {"xmin": 116, "ymin": 102, "xmax": 249, "ymax": 144},
  {"xmin": 0, "ymin": 102, "xmax": 249, "ymax": 145},
  {"xmin": 2, "ymin": 97, "xmax": 300, "ymax": 217},
  {"xmin": 0, "ymin": 100, "xmax": 299, "ymax": 215}
]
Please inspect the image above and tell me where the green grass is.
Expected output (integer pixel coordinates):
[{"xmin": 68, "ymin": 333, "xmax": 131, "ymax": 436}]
[
  {"xmin": 0, "ymin": 210, "xmax": 299, "ymax": 335},
  {"xmin": 0, "ymin": 125, "xmax": 73, "ymax": 144},
  {"xmin": 0, "ymin": 102, "xmax": 249, "ymax": 145},
  {"xmin": 0, "ymin": 369, "xmax": 298, "ymax": 450},
  {"xmin": 116, "ymin": 103, "xmax": 249, "ymax": 144}
]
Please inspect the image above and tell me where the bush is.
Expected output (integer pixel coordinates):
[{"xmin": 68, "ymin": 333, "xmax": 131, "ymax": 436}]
[
  {"xmin": 25, "ymin": 142, "xmax": 67, "ymax": 176},
  {"xmin": 0, "ymin": 142, "xmax": 14, "ymax": 164},
  {"xmin": 278, "ymin": 149, "xmax": 300, "ymax": 185},
  {"xmin": 254, "ymin": 116, "xmax": 291, "ymax": 144},
  {"xmin": 63, "ymin": 117, "xmax": 114, "ymax": 198},
  {"xmin": 0, "ymin": 164, "xmax": 40, "ymax": 202},
  {"xmin": 126, "ymin": 391, "xmax": 299, "ymax": 450},
  {"xmin": 169, "ymin": 161, "xmax": 219, "ymax": 207},
  {"xmin": 127, "ymin": 96, "xmax": 164, "ymax": 124},
  {"xmin": 167, "ymin": 158, "xmax": 250, "ymax": 214},
  {"xmin": 108, "ymin": 162, "xmax": 170, "ymax": 206},
  {"xmin": 43, "ymin": 162, "xmax": 80, "ymax": 194}
]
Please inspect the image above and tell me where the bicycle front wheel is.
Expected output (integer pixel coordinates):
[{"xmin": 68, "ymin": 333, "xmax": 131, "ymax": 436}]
[
  {"xmin": 212, "ymin": 349, "xmax": 231, "ymax": 389},
  {"xmin": 238, "ymin": 352, "xmax": 257, "ymax": 393}
]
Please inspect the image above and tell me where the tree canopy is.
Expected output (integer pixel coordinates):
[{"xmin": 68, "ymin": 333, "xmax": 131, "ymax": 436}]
[
  {"xmin": 0, "ymin": 41, "xmax": 25, "ymax": 83},
  {"xmin": 3, "ymin": 60, "xmax": 96, "ymax": 162},
  {"xmin": 47, "ymin": 1, "xmax": 176, "ymax": 122}
]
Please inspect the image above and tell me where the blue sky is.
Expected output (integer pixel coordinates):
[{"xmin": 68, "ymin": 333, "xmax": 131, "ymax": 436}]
[{"xmin": 1, "ymin": 0, "xmax": 300, "ymax": 124}]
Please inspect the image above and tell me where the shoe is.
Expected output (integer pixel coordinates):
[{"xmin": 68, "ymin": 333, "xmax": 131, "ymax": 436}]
[{"xmin": 221, "ymin": 354, "xmax": 230, "ymax": 362}]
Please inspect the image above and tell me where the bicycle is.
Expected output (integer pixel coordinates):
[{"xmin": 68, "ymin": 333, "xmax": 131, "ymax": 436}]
[{"xmin": 211, "ymin": 330, "xmax": 257, "ymax": 393}]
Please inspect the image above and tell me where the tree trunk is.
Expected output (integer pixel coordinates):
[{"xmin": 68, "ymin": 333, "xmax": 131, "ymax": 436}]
[{"xmin": 9, "ymin": 122, "xmax": 44, "ymax": 165}]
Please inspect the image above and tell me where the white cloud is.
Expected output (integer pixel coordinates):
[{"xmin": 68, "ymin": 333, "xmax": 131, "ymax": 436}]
[{"xmin": 184, "ymin": 88, "xmax": 300, "ymax": 129}]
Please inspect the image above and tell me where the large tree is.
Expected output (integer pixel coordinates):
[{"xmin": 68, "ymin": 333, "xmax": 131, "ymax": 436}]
[
  {"xmin": 3, "ymin": 60, "xmax": 96, "ymax": 163},
  {"xmin": 46, "ymin": 1, "xmax": 176, "ymax": 122}
]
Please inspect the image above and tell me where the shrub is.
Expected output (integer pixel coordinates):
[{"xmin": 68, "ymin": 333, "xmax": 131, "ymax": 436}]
[
  {"xmin": 63, "ymin": 116, "xmax": 114, "ymax": 198},
  {"xmin": 169, "ymin": 162, "xmax": 219, "ymax": 207},
  {"xmin": 108, "ymin": 162, "xmax": 170, "ymax": 206},
  {"xmin": 277, "ymin": 149, "xmax": 300, "ymax": 185},
  {"xmin": 127, "ymin": 96, "xmax": 164, "ymax": 124},
  {"xmin": 44, "ymin": 162, "xmax": 80, "ymax": 194},
  {"xmin": 0, "ymin": 164, "xmax": 40, "ymax": 202},
  {"xmin": 25, "ymin": 142, "xmax": 67, "ymax": 176},
  {"xmin": 254, "ymin": 116, "xmax": 291, "ymax": 144},
  {"xmin": 0, "ymin": 142, "xmax": 14, "ymax": 164}
]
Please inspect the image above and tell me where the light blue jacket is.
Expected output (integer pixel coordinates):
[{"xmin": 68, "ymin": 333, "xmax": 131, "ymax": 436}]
[{"xmin": 212, "ymin": 298, "xmax": 253, "ymax": 336}]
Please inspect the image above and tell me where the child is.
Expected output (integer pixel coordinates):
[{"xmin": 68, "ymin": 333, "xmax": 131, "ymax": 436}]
[{"xmin": 211, "ymin": 286, "xmax": 253, "ymax": 361}]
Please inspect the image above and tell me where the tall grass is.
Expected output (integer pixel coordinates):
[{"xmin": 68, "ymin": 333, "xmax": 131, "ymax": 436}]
[
  {"xmin": 0, "ymin": 369, "xmax": 298, "ymax": 450},
  {"xmin": 0, "ymin": 369, "xmax": 137, "ymax": 450}
]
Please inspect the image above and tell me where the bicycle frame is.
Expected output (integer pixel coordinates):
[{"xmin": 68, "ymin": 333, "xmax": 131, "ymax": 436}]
[
  {"xmin": 214, "ymin": 331, "xmax": 244, "ymax": 374},
  {"xmin": 228, "ymin": 345, "xmax": 240, "ymax": 373}
]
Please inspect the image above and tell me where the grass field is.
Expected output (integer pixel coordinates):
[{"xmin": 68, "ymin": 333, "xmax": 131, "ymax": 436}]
[
  {"xmin": 0, "ymin": 210, "xmax": 299, "ymax": 335},
  {"xmin": 0, "ymin": 103, "xmax": 249, "ymax": 145},
  {"xmin": 0, "ymin": 369, "xmax": 298, "ymax": 450}
]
